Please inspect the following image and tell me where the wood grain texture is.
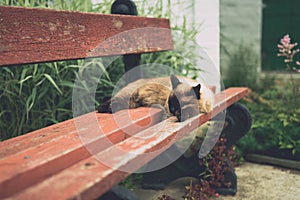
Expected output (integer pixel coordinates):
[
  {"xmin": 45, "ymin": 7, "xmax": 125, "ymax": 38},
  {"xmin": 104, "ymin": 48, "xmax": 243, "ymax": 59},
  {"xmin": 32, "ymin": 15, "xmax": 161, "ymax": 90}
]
[
  {"xmin": 0, "ymin": 87, "xmax": 249, "ymax": 200},
  {"xmin": 0, "ymin": 108, "xmax": 163, "ymax": 199},
  {"xmin": 0, "ymin": 6, "xmax": 173, "ymax": 66}
]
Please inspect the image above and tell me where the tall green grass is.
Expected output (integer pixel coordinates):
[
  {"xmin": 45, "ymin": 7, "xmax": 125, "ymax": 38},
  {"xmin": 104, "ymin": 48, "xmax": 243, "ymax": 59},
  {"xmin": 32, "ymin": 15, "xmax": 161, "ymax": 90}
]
[
  {"xmin": 0, "ymin": 0, "xmax": 202, "ymax": 140},
  {"xmin": 224, "ymin": 43, "xmax": 259, "ymax": 89}
]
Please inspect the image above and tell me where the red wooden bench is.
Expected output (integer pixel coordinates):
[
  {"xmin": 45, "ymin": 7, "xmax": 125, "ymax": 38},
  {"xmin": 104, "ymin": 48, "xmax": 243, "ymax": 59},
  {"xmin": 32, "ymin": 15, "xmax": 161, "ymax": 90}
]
[{"xmin": 0, "ymin": 3, "xmax": 251, "ymax": 200}]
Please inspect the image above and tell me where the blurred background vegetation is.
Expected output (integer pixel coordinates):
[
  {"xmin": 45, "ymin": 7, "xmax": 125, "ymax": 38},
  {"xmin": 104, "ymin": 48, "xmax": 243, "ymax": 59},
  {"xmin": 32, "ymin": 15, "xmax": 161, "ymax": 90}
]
[
  {"xmin": 223, "ymin": 42, "xmax": 300, "ymax": 158},
  {"xmin": 236, "ymin": 74, "xmax": 300, "ymax": 158},
  {"xmin": 0, "ymin": 0, "xmax": 201, "ymax": 140},
  {"xmin": 220, "ymin": 0, "xmax": 300, "ymax": 158}
]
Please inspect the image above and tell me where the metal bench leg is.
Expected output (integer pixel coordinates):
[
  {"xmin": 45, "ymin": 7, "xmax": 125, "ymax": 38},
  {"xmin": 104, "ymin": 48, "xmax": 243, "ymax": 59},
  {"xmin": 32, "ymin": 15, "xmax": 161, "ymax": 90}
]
[
  {"xmin": 215, "ymin": 103, "xmax": 251, "ymax": 195},
  {"xmin": 142, "ymin": 103, "xmax": 251, "ymax": 195},
  {"xmin": 221, "ymin": 103, "xmax": 252, "ymax": 148}
]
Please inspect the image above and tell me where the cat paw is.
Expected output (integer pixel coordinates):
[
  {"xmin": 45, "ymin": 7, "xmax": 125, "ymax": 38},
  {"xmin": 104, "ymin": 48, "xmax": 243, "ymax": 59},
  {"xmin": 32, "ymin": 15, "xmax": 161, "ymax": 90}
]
[
  {"xmin": 98, "ymin": 100, "xmax": 112, "ymax": 113},
  {"xmin": 151, "ymin": 104, "xmax": 168, "ymax": 120}
]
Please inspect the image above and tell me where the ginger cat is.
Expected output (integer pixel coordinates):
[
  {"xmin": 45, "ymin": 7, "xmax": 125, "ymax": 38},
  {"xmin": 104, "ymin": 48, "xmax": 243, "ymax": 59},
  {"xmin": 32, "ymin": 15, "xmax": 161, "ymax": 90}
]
[{"xmin": 98, "ymin": 75, "xmax": 213, "ymax": 121}]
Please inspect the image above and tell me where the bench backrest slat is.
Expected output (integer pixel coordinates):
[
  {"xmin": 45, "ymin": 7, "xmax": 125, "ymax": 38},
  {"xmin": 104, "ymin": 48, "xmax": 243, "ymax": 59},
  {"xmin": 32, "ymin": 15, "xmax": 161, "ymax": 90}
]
[{"xmin": 0, "ymin": 6, "xmax": 173, "ymax": 66}]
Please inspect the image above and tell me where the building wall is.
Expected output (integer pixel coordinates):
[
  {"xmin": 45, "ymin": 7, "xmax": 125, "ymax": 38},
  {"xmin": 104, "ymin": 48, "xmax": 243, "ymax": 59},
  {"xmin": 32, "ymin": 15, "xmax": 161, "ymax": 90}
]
[
  {"xmin": 220, "ymin": 0, "xmax": 262, "ymax": 78},
  {"xmin": 171, "ymin": 0, "xmax": 221, "ymax": 90},
  {"xmin": 193, "ymin": 0, "xmax": 220, "ymax": 90}
]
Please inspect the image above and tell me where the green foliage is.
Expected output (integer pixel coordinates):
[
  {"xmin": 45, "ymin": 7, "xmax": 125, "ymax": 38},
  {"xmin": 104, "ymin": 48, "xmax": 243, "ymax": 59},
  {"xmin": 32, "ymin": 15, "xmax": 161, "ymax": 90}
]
[
  {"xmin": 0, "ymin": 60, "xmax": 115, "ymax": 139},
  {"xmin": 183, "ymin": 138, "xmax": 238, "ymax": 200},
  {"xmin": 237, "ymin": 75, "xmax": 300, "ymax": 155},
  {"xmin": 0, "ymin": 0, "xmax": 202, "ymax": 140},
  {"xmin": 224, "ymin": 43, "xmax": 259, "ymax": 89},
  {"xmin": 119, "ymin": 173, "xmax": 143, "ymax": 190}
]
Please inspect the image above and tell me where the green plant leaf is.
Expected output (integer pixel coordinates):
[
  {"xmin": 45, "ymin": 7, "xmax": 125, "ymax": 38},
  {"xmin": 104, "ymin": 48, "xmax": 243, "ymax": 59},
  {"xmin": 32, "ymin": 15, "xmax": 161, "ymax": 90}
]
[
  {"xmin": 43, "ymin": 74, "xmax": 62, "ymax": 95},
  {"xmin": 2, "ymin": 67, "xmax": 14, "ymax": 78},
  {"xmin": 25, "ymin": 87, "xmax": 37, "ymax": 120},
  {"xmin": 18, "ymin": 68, "xmax": 30, "ymax": 95}
]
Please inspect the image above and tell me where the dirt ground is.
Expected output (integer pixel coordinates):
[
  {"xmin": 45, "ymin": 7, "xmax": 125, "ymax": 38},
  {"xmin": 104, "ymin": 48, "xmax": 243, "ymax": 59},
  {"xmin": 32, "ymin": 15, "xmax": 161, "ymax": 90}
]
[
  {"xmin": 133, "ymin": 162, "xmax": 300, "ymax": 200},
  {"xmin": 220, "ymin": 162, "xmax": 300, "ymax": 200}
]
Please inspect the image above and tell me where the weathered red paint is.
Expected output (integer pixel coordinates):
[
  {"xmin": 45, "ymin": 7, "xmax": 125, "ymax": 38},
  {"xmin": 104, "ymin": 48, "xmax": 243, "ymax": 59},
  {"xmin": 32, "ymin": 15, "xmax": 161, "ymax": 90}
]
[
  {"xmin": 0, "ymin": 108, "xmax": 163, "ymax": 199},
  {"xmin": 0, "ymin": 6, "xmax": 173, "ymax": 66},
  {"xmin": 0, "ymin": 5, "xmax": 250, "ymax": 200},
  {"xmin": 0, "ymin": 87, "xmax": 249, "ymax": 200}
]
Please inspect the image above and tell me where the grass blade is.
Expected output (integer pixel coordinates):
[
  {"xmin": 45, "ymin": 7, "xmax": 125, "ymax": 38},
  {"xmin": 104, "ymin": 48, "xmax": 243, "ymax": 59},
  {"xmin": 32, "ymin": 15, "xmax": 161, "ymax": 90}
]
[{"xmin": 43, "ymin": 74, "xmax": 62, "ymax": 95}]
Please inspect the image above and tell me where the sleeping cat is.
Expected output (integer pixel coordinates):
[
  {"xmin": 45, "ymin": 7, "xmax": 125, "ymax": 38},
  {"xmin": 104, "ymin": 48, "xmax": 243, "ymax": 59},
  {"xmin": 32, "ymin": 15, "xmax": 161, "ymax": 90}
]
[{"xmin": 98, "ymin": 75, "xmax": 213, "ymax": 121}]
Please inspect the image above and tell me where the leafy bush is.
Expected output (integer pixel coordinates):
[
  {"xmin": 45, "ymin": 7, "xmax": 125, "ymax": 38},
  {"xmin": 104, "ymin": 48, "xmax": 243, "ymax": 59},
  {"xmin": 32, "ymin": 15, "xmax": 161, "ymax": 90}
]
[
  {"xmin": 223, "ymin": 38, "xmax": 300, "ymax": 157},
  {"xmin": 237, "ymin": 75, "xmax": 300, "ymax": 156},
  {"xmin": 183, "ymin": 137, "xmax": 238, "ymax": 200}
]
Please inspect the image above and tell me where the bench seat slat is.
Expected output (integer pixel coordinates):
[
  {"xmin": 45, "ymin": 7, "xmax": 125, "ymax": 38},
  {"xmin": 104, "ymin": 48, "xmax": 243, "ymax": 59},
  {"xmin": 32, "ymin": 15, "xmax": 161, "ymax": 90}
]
[
  {"xmin": 0, "ymin": 108, "xmax": 163, "ymax": 199},
  {"xmin": 3, "ymin": 87, "xmax": 249, "ymax": 200},
  {"xmin": 0, "ymin": 109, "xmax": 162, "ymax": 158},
  {"xmin": 0, "ymin": 6, "xmax": 173, "ymax": 66}
]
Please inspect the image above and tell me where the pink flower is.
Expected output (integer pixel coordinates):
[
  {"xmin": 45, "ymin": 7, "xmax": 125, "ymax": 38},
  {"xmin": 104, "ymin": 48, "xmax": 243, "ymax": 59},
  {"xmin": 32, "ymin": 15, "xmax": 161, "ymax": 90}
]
[
  {"xmin": 277, "ymin": 34, "xmax": 300, "ymax": 73},
  {"xmin": 280, "ymin": 34, "xmax": 291, "ymax": 46}
]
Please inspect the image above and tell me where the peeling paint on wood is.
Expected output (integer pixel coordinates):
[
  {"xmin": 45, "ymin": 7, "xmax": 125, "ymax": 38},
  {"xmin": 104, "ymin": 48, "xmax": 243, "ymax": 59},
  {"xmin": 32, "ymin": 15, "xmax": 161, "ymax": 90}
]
[{"xmin": 0, "ymin": 6, "xmax": 173, "ymax": 66}]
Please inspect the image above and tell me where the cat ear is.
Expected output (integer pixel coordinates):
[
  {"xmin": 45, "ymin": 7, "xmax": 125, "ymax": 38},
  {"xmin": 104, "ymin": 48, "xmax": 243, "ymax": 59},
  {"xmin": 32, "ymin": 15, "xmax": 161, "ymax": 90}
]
[
  {"xmin": 170, "ymin": 75, "xmax": 181, "ymax": 89},
  {"xmin": 193, "ymin": 84, "xmax": 201, "ymax": 99}
]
